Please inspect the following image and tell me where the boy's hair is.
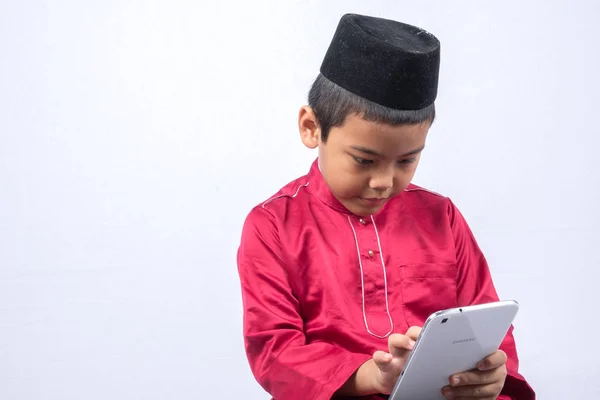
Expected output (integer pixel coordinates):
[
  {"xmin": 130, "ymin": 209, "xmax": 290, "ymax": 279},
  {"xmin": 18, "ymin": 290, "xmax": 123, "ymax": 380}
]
[{"xmin": 308, "ymin": 74, "xmax": 436, "ymax": 142}]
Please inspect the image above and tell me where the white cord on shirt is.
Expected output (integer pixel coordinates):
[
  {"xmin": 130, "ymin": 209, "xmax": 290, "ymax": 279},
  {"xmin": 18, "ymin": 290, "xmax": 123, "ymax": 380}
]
[{"xmin": 347, "ymin": 215, "xmax": 394, "ymax": 339}]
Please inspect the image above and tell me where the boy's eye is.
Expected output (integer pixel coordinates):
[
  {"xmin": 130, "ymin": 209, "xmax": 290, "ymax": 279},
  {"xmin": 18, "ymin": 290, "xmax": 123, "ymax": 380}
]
[
  {"xmin": 353, "ymin": 156, "xmax": 373, "ymax": 165},
  {"xmin": 398, "ymin": 158, "xmax": 417, "ymax": 165}
]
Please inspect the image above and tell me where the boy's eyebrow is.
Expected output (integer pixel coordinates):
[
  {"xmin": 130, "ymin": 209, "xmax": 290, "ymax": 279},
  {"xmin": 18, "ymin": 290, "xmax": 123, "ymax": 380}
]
[{"xmin": 351, "ymin": 145, "xmax": 425, "ymax": 157}]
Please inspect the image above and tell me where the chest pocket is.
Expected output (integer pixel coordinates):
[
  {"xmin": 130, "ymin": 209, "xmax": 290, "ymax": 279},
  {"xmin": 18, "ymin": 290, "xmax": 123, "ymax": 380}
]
[{"xmin": 389, "ymin": 263, "xmax": 458, "ymax": 327}]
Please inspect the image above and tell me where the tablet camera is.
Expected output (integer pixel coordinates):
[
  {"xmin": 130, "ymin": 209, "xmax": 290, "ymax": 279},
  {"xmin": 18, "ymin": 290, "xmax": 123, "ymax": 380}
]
[{"xmin": 441, "ymin": 318, "xmax": 448, "ymax": 324}]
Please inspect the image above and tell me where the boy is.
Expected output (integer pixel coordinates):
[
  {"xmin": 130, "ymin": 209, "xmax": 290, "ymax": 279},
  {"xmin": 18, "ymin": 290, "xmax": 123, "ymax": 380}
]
[{"xmin": 237, "ymin": 13, "xmax": 535, "ymax": 400}]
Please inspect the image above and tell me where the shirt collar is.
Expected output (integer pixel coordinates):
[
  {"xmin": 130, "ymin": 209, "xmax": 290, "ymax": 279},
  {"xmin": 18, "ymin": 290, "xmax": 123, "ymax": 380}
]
[{"xmin": 307, "ymin": 158, "xmax": 354, "ymax": 215}]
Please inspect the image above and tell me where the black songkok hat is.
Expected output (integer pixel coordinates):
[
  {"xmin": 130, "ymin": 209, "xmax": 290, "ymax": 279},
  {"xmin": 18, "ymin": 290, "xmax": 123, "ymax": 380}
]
[{"xmin": 320, "ymin": 13, "xmax": 440, "ymax": 110}]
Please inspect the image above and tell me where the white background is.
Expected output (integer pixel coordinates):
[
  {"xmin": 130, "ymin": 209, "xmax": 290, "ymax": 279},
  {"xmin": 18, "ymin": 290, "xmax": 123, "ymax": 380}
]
[{"xmin": 1, "ymin": 1, "xmax": 599, "ymax": 399}]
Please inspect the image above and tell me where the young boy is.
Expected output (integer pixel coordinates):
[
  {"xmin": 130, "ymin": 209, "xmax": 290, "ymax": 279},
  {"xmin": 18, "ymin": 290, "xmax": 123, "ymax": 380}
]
[{"xmin": 237, "ymin": 13, "xmax": 535, "ymax": 400}]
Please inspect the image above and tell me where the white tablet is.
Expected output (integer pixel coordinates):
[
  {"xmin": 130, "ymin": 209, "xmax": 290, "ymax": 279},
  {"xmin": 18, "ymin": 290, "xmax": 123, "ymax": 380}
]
[{"xmin": 389, "ymin": 300, "xmax": 519, "ymax": 400}]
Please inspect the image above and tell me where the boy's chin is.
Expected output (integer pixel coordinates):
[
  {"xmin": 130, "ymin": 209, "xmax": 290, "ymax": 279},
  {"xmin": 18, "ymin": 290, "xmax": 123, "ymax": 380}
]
[{"xmin": 346, "ymin": 200, "xmax": 388, "ymax": 217}]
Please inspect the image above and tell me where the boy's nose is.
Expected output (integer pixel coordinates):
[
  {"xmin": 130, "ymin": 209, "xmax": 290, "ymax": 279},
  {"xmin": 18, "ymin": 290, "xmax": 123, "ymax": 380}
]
[{"xmin": 369, "ymin": 171, "xmax": 394, "ymax": 191}]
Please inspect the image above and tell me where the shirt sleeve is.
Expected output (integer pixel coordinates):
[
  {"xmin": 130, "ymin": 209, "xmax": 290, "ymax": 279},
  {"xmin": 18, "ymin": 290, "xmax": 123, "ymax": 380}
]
[
  {"xmin": 237, "ymin": 206, "xmax": 372, "ymax": 400},
  {"xmin": 447, "ymin": 199, "xmax": 536, "ymax": 400}
]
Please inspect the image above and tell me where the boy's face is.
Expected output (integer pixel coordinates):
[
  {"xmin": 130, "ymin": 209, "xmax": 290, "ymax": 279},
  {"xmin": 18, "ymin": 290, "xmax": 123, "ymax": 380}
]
[{"xmin": 299, "ymin": 108, "xmax": 430, "ymax": 216}]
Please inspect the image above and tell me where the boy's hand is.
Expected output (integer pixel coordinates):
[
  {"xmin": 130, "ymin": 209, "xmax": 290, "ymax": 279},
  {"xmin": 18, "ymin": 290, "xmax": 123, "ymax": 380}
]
[
  {"xmin": 370, "ymin": 326, "xmax": 422, "ymax": 394},
  {"xmin": 441, "ymin": 350, "xmax": 508, "ymax": 399}
]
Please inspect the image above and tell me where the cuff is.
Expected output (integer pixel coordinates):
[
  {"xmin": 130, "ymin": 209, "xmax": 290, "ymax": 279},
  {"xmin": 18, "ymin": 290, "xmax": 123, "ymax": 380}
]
[
  {"xmin": 501, "ymin": 372, "xmax": 536, "ymax": 400},
  {"xmin": 314, "ymin": 352, "xmax": 373, "ymax": 400}
]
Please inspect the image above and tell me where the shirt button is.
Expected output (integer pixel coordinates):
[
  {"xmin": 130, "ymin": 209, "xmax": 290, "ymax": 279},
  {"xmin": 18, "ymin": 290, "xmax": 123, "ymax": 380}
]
[
  {"xmin": 368, "ymin": 250, "xmax": 374, "ymax": 257},
  {"xmin": 359, "ymin": 218, "xmax": 366, "ymax": 225}
]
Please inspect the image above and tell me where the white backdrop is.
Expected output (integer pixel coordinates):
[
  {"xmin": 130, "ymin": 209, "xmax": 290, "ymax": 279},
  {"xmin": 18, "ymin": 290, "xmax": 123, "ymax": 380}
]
[{"xmin": 1, "ymin": 1, "xmax": 599, "ymax": 399}]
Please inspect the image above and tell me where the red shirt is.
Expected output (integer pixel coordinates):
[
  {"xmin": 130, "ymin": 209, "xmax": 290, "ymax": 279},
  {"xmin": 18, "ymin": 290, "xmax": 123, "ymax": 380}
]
[{"xmin": 237, "ymin": 159, "xmax": 535, "ymax": 400}]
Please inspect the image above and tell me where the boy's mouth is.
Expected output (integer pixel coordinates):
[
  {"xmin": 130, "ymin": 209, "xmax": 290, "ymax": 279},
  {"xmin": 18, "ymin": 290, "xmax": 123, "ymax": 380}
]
[{"xmin": 359, "ymin": 197, "xmax": 388, "ymax": 206}]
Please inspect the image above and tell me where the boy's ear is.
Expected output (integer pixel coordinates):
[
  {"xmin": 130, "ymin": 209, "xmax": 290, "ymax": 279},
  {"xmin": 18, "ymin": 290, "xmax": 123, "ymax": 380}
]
[{"xmin": 298, "ymin": 106, "xmax": 320, "ymax": 149}]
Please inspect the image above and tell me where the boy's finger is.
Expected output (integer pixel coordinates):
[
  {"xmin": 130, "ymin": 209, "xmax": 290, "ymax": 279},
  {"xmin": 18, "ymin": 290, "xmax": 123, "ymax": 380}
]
[
  {"xmin": 442, "ymin": 382, "xmax": 499, "ymax": 398},
  {"xmin": 449, "ymin": 368, "xmax": 496, "ymax": 387},
  {"xmin": 477, "ymin": 350, "xmax": 507, "ymax": 370},
  {"xmin": 387, "ymin": 333, "xmax": 415, "ymax": 356},
  {"xmin": 405, "ymin": 325, "xmax": 422, "ymax": 340},
  {"xmin": 373, "ymin": 350, "xmax": 393, "ymax": 371}
]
